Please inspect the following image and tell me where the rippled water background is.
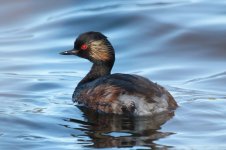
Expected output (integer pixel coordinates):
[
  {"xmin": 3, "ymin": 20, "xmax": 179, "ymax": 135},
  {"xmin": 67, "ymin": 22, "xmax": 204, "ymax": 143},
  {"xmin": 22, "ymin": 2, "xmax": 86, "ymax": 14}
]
[{"xmin": 1, "ymin": 0, "xmax": 226, "ymax": 149}]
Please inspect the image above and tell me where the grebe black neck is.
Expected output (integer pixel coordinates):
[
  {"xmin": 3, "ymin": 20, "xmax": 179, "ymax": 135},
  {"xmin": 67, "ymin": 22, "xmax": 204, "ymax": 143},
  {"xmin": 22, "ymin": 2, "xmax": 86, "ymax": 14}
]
[
  {"xmin": 78, "ymin": 60, "xmax": 114, "ymax": 86},
  {"xmin": 60, "ymin": 31, "xmax": 115, "ymax": 86}
]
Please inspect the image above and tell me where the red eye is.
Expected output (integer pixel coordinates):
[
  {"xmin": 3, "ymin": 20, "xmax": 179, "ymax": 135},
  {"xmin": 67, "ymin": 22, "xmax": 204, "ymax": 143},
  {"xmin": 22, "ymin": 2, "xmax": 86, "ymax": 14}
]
[{"xmin": 81, "ymin": 44, "xmax": 88, "ymax": 50}]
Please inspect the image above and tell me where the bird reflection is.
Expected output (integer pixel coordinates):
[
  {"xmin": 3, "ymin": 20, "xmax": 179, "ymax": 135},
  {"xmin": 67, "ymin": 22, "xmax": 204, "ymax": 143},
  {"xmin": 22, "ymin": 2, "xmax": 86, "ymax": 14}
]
[{"xmin": 65, "ymin": 107, "xmax": 175, "ymax": 149}]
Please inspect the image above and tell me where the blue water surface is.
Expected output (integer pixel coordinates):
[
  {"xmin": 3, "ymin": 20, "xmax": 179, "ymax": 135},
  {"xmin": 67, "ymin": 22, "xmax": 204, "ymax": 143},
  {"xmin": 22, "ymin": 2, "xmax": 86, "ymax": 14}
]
[{"xmin": 0, "ymin": 0, "xmax": 226, "ymax": 149}]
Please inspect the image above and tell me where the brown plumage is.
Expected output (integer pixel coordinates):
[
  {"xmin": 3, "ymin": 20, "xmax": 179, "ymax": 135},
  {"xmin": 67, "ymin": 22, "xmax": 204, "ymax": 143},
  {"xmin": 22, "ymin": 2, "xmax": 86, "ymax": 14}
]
[{"xmin": 60, "ymin": 31, "xmax": 178, "ymax": 116}]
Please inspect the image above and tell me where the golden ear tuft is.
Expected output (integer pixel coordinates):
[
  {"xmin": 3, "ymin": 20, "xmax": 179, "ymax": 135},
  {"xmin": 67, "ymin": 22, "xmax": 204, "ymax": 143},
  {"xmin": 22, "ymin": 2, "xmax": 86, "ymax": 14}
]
[{"xmin": 90, "ymin": 40, "xmax": 111, "ymax": 61}]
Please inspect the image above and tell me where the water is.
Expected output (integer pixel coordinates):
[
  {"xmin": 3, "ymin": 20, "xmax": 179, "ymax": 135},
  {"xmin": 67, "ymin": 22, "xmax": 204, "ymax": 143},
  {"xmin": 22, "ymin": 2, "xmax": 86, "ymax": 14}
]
[{"xmin": 0, "ymin": 0, "xmax": 226, "ymax": 149}]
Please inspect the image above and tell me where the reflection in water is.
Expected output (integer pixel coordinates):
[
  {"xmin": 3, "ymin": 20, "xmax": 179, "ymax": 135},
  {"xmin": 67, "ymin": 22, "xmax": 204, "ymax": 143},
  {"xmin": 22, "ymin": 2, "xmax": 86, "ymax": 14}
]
[{"xmin": 65, "ymin": 107, "xmax": 175, "ymax": 148}]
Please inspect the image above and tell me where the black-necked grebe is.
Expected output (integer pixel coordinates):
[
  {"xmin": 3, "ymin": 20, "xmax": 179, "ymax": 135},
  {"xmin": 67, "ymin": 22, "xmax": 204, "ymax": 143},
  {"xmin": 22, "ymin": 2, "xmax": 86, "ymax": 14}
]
[{"xmin": 60, "ymin": 31, "xmax": 177, "ymax": 116}]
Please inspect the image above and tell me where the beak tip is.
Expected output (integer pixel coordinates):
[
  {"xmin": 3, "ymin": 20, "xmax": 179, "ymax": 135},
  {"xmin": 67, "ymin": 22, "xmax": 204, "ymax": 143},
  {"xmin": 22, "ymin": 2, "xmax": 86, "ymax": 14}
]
[
  {"xmin": 59, "ymin": 51, "xmax": 70, "ymax": 55},
  {"xmin": 59, "ymin": 49, "xmax": 78, "ymax": 55}
]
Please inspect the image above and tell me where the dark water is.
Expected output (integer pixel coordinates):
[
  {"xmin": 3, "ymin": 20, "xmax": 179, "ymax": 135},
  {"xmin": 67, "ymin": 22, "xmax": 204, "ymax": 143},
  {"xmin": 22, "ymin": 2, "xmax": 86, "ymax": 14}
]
[{"xmin": 0, "ymin": 0, "xmax": 226, "ymax": 149}]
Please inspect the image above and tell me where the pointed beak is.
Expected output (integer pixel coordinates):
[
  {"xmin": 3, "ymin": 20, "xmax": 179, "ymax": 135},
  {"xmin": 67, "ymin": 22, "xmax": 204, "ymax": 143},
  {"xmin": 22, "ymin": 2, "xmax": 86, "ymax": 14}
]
[{"xmin": 59, "ymin": 49, "xmax": 79, "ymax": 55}]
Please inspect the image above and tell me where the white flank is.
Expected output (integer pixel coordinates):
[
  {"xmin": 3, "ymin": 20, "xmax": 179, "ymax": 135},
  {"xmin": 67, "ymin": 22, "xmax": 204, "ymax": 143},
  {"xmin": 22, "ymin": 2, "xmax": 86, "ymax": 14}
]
[{"xmin": 118, "ymin": 94, "xmax": 169, "ymax": 116}]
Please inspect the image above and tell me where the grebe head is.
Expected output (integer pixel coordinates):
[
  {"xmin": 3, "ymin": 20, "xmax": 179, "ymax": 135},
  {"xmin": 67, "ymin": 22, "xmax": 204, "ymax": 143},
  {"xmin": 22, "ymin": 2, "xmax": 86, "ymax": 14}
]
[{"xmin": 60, "ymin": 31, "xmax": 115, "ymax": 65}]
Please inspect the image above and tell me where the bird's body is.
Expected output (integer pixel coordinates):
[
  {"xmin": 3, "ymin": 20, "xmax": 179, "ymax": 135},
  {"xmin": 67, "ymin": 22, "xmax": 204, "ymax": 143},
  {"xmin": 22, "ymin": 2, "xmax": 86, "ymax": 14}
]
[
  {"xmin": 60, "ymin": 31, "xmax": 177, "ymax": 116},
  {"xmin": 73, "ymin": 73, "xmax": 177, "ymax": 116}
]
